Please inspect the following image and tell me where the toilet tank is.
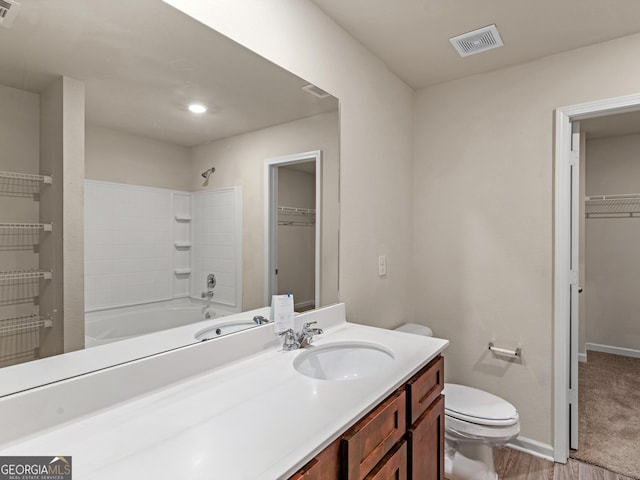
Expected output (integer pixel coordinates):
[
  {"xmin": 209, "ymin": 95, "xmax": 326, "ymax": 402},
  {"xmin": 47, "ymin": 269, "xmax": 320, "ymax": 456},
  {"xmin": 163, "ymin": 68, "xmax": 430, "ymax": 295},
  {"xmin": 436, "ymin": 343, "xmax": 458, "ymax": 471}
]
[{"xmin": 394, "ymin": 323, "xmax": 433, "ymax": 337}]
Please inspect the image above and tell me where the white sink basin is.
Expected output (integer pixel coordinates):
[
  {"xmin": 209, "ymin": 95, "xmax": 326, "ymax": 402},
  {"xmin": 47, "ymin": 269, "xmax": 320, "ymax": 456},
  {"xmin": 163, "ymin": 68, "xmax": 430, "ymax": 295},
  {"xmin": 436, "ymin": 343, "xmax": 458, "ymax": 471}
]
[
  {"xmin": 293, "ymin": 342, "xmax": 394, "ymax": 380},
  {"xmin": 196, "ymin": 321, "xmax": 256, "ymax": 341}
]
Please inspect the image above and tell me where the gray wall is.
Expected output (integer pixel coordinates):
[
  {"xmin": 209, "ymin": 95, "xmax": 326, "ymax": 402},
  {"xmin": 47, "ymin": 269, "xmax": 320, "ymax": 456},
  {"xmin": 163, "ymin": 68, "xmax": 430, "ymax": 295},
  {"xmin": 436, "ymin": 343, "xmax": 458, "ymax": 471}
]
[{"xmin": 413, "ymin": 33, "xmax": 640, "ymax": 445}]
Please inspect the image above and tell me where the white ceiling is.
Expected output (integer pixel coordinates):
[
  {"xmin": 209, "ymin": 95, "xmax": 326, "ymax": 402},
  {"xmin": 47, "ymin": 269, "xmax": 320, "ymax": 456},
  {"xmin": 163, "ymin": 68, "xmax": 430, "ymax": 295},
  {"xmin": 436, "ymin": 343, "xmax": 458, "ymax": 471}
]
[
  {"xmin": 310, "ymin": 0, "xmax": 640, "ymax": 89},
  {"xmin": 0, "ymin": 0, "xmax": 337, "ymax": 147}
]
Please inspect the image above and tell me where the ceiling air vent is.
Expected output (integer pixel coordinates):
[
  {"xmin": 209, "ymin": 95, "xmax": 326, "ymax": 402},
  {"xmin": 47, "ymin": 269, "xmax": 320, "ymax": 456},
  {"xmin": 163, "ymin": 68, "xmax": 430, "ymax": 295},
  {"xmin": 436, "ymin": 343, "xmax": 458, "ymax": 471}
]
[
  {"xmin": 449, "ymin": 24, "xmax": 503, "ymax": 58},
  {"xmin": 302, "ymin": 84, "xmax": 330, "ymax": 99},
  {"xmin": 0, "ymin": 0, "xmax": 21, "ymax": 29}
]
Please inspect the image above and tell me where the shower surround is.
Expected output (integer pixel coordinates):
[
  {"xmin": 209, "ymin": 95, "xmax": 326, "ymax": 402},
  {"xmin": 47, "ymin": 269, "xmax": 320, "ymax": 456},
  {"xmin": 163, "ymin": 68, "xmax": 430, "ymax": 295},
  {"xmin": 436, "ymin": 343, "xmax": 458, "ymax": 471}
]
[{"xmin": 84, "ymin": 180, "xmax": 242, "ymax": 331}]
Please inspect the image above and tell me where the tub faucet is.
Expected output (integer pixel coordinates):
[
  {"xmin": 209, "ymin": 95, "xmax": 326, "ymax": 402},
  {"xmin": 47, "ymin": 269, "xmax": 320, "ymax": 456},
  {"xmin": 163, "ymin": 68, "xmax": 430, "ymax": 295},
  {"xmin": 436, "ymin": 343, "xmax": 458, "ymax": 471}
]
[
  {"xmin": 253, "ymin": 315, "xmax": 269, "ymax": 325},
  {"xmin": 201, "ymin": 290, "xmax": 214, "ymax": 300}
]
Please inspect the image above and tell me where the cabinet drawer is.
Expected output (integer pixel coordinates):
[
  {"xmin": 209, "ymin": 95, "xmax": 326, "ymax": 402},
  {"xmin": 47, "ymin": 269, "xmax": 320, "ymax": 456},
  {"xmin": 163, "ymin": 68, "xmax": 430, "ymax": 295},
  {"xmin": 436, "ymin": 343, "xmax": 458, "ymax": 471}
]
[
  {"xmin": 407, "ymin": 394, "xmax": 444, "ymax": 480},
  {"xmin": 406, "ymin": 355, "xmax": 443, "ymax": 425},
  {"xmin": 364, "ymin": 441, "xmax": 407, "ymax": 480},
  {"xmin": 289, "ymin": 438, "xmax": 340, "ymax": 480},
  {"xmin": 290, "ymin": 458, "xmax": 320, "ymax": 480},
  {"xmin": 342, "ymin": 390, "xmax": 407, "ymax": 480}
]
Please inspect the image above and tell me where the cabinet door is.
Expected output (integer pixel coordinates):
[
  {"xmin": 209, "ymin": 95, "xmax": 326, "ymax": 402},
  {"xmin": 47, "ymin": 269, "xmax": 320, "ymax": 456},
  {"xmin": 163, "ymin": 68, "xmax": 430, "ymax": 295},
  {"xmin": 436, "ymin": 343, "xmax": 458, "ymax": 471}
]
[
  {"xmin": 364, "ymin": 441, "xmax": 407, "ymax": 480},
  {"xmin": 342, "ymin": 390, "xmax": 407, "ymax": 480},
  {"xmin": 407, "ymin": 394, "xmax": 444, "ymax": 480},
  {"xmin": 406, "ymin": 356, "xmax": 444, "ymax": 425},
  {"xmin": 289, "ymin": 438, "xmax": 340, "ymax": 480}
]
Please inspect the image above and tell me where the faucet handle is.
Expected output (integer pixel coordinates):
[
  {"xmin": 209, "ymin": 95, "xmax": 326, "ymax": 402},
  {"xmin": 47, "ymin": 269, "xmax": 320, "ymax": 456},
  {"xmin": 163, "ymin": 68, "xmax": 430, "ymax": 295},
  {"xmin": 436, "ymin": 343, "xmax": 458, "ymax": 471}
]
[
  {"xmin": 303, "ymin": 321, "xmax": 323, "ymax": 334},
  {"xmin": 253, "ymin": 315, "xmax": 268, "ymax": 325},
  {"xmin": 278, "ymin": 328, "xmax": 300, "ymax": 351}
]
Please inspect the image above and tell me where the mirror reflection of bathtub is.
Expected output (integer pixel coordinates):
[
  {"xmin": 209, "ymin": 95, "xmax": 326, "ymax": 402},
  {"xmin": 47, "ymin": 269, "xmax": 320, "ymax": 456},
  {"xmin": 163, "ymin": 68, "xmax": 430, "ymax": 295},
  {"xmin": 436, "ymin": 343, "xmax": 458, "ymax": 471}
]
[
  {"xmin": 0, "ymin": 0, "xmax": 339, "ymax": 396},
  {"xmin": 86, "ymin": 300, "xmax": 270, "ymax": 348},
  {"xmin": 85, "ymin": 299, "xmax": 235, "ymax": 347}
]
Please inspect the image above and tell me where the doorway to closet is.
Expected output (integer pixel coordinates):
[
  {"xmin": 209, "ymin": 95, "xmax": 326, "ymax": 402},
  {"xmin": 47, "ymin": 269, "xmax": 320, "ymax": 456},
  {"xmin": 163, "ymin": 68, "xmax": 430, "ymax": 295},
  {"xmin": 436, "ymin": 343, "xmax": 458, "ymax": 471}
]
[
  {"xmin": 264, "ymin": 151, "xmax": 322, "ymax": 312},
  {"xmin": 570, "ymin": 112, "xmax": 640, "ymax": 477},
  {"xmin": 554, "ymin": 94, "xmax": 640, "ymax": 476}
]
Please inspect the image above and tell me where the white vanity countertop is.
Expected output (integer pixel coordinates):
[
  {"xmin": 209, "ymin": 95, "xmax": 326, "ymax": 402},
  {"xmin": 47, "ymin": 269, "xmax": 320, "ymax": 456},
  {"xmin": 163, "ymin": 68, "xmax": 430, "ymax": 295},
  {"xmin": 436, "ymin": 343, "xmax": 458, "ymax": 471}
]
[{"xmin": 0, "ymin": 315, "xmax": 448, "ymax": 479}]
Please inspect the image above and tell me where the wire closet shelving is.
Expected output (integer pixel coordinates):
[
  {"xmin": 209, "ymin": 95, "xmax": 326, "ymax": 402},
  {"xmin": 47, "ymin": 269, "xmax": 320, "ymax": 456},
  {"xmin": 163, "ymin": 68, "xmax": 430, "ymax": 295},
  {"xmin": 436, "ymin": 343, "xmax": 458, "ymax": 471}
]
[
  {"xmin": 277, "ymin": 206, "xmax": 316, "ymax": 226},
  {"xmin": 585, "ymin": 194, "xmax": 640, "ymax": 218}
]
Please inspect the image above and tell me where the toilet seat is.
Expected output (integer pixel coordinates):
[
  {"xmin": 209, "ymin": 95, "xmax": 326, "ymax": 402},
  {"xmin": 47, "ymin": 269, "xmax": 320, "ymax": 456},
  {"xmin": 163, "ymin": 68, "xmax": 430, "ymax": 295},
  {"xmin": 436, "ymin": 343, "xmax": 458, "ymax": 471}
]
[{"xmin": 444, "ymin": 383, "xmax": 518, "ymax": 427}]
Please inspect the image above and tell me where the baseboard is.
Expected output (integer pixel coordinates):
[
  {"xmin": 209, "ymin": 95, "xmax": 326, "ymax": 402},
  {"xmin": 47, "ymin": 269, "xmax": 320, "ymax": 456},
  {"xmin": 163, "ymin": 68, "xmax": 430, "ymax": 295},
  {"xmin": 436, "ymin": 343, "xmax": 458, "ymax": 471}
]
[
  {"xmin": 506, "ymin": 436, "xmax": 554, "ymax": 462},
  {"xmin": 578, "ymin": 352, "xmax": 587, "ymax": 363},
  {"xmin": 586, "ymin": 342, "xmax": 640, "ymax": 359}
]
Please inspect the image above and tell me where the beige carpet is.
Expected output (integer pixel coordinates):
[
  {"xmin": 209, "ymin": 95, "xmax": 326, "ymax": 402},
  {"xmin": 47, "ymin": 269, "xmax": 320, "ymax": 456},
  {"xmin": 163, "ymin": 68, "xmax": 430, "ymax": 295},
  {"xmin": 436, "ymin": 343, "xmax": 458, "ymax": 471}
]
[{"xmin": 570, "ymin": 351, "xmax": 640, "ymax": 479}]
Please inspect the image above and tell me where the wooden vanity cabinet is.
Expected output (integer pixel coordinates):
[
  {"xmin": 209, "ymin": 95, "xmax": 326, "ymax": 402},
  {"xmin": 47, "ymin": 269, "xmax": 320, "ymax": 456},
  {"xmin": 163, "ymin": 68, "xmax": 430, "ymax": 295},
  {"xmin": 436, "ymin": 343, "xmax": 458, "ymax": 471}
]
[
  {"xmin": 288, "ymin": 355, "xmax": 444, "ymax": 480},
  {"xmin": 289, "ymin": 438, "xmax": 341, "ymax": 480},
  {"xmin": 405, "ymin": 356, "xmax": 445, "ymax": 480},
  {"xmin": 341, "ymin": 390, "xmax": 406, "ymax": 480},
  {"xmin": 406, "ymin": 395, "xmax": 444, "ymax": 480},
  {"xmin": 363, "ymin": 441, "xmax": 407, "ymax": 480}
]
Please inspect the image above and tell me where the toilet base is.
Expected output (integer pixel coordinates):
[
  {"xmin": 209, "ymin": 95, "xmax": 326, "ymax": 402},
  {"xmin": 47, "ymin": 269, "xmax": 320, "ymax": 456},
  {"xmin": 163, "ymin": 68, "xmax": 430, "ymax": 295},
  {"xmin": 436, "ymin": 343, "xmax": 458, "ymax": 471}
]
[{"xmin": 444, "ymin": 440, "xmax": 498, "ymax": 480}]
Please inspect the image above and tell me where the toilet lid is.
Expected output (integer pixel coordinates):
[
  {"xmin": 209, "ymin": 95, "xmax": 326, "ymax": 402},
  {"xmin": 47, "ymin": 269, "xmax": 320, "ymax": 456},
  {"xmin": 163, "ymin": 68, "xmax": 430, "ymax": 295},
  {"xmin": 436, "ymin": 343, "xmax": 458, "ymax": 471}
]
[{"xmin": 443, "ymin": 383, "xmax": 518, "ymax": 426}]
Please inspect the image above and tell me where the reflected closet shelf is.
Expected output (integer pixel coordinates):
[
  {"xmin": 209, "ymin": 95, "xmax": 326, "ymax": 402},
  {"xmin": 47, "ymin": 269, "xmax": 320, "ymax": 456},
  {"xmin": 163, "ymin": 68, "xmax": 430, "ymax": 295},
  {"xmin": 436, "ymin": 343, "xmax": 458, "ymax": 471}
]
[
  {"xmin": 0, "ymin": 171, "xmax": 52, "ymax": 184},
  {"xmin": 0, "ymin": 270, "xmax": 53, "ymax": 281},
  {"xmin": 0, "ymin": 314, "xmax": 53, "ymax": 336},
  {"xmin": 0, "ymin": 223, "xmax": 52, "ymax": 231}
]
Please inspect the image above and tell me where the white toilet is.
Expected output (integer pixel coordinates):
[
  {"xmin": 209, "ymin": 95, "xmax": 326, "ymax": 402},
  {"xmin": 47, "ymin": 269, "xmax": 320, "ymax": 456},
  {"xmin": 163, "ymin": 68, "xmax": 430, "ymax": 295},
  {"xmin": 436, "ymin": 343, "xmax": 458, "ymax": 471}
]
[{"xmin": 395, "ymin": 323, "xmax": 520, "ymax": 480}]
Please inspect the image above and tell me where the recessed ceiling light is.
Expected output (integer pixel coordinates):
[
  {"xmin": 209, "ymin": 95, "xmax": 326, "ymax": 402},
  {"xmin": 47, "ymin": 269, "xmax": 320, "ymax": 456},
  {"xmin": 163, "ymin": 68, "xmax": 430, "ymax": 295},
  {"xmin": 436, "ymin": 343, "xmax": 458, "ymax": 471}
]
[{"xmin": 188, "ymin": 103, "xmax": 207, "ymax": 114}]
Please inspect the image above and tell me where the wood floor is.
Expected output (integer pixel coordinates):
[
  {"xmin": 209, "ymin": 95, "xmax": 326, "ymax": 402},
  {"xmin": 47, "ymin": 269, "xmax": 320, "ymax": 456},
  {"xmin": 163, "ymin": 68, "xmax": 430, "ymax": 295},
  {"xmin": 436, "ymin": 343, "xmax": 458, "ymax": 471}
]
[{"xmin": 494, "ymin": 447, "xmax": 637, "ymax": 480}]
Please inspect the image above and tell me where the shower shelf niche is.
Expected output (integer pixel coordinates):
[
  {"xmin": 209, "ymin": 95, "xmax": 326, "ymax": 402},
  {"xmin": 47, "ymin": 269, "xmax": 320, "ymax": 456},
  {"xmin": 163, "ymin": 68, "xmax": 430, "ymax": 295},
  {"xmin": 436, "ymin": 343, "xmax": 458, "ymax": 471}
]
[
  {"xmin": 174, "ymin": 241, "xmax": 192, "ymax": 248},
  {"xmin": 0, "ymin": 314, "xmax": 53, "ymax": 336},
  {"xmin": 174, "ymin": 268, "xmax": 192, "ymax": 275},
  {"xmin": 174, "ymin": 215, "xmax": 191, "ymax": 222}
]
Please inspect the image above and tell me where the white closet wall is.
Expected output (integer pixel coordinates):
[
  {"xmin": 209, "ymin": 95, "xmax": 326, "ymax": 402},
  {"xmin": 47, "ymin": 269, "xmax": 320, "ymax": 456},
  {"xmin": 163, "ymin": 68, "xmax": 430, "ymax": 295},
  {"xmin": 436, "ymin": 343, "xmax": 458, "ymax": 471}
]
[{"xmin": 585, "ymin": 133, "xmax": 640, "ymax": 352}]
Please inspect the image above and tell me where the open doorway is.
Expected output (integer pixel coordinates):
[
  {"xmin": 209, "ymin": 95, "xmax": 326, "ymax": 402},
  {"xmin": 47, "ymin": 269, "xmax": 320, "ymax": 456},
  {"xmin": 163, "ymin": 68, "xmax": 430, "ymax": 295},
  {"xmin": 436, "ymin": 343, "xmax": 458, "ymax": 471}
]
[
  {"xmin": 569, "ymin": 113, "xmax": 640, "ymax": 477},
  {"xmin": 554, "ymin": 93, "xmax": 640, "ymax": 471},
  {"xmin": 264, "ymin": 151, "xmax": 322, "ymax": 312}
]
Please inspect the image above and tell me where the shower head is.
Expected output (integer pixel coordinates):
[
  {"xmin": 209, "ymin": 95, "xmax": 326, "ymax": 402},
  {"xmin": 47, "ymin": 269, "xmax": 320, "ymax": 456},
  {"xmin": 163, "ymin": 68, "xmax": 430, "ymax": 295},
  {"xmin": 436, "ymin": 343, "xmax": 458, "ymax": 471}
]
[{"xmin": 201, "ymin": 167, "xmax": 215, "ymax": 179}]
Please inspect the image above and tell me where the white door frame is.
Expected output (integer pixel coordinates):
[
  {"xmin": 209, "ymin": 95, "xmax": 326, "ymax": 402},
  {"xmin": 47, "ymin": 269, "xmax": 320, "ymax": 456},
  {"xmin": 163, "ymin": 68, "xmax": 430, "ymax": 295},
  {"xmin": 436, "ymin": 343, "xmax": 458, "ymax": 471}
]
[
  {"xmin": 264, "ymin": 150, "xmax": 322, "ymax": 307},
  {"xmin": 554, "ymin": 92, "xmax": 640, "ymax": 462}
]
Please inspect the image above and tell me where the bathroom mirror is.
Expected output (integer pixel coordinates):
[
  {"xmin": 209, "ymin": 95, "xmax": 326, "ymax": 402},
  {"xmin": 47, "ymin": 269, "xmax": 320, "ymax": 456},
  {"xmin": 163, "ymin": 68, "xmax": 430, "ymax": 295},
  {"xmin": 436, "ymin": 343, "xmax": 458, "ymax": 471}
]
[{"xmin": 0, "ymin": 0, "xmax": 339, "ymax": 395}]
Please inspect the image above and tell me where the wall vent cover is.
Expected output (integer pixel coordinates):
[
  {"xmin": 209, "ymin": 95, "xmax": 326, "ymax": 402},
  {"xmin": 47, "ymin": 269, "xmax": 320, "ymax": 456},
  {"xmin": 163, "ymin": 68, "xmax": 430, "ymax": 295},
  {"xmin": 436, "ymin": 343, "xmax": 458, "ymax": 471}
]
[
  {"xmin": 302, "ymin": 84, "xmax": 330, "ymax": 99},
  {"xmin": 0, "ymin": 0, "xmax": 21, "ymax": 29},
  {"xmin": 449, "ymin": 24, "xmax": 503, "ymax": 58}
]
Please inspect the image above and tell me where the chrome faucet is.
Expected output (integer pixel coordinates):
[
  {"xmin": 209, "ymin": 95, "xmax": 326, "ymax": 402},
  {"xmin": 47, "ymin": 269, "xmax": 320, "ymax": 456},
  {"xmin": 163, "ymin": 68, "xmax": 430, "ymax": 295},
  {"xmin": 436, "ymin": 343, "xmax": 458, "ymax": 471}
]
[
  {"xmin": 201, "ymin": 273, "xmax": 216, "ymax": 300},
  {"xmin": 298, "ymin": 321, "xmax": 323, "ymax": 347},
  {"xmin": 278, "ymin": 329, "xmax": 300, "ymax": 351},
  {"xmin": 253, "ymin": 315, "xmax": 269, "ymax": 325},
  {"xmin": 278, "ymin": 322, "xmax": 323, "ymax": 350}
]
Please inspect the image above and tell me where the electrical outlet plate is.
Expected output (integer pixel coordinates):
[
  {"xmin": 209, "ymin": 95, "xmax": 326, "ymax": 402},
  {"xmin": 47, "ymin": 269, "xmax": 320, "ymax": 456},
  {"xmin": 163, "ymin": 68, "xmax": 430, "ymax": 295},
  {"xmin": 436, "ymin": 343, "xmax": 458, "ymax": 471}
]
[{"xmin": 378, "ymin": 255, "xmax": 387, "ymax": 277}]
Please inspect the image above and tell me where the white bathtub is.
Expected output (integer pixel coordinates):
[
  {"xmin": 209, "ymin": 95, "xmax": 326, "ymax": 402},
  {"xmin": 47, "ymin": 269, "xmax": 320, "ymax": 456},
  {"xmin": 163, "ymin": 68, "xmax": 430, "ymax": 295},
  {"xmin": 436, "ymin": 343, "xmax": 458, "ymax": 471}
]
[{"xmin": 85, "ymin": 300, "xmax": 234, "ymax": 347}]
